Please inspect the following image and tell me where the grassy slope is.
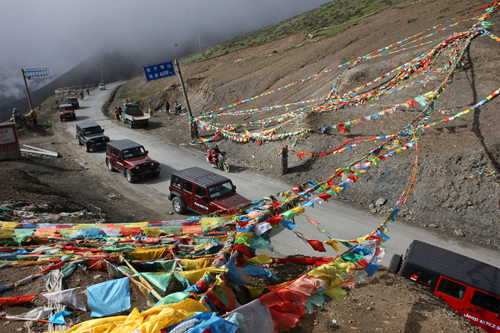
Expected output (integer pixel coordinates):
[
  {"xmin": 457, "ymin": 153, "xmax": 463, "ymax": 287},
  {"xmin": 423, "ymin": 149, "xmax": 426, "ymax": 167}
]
[{"xmin": 181, "ymin": 0, "xmax": 409, "ymax": 65}]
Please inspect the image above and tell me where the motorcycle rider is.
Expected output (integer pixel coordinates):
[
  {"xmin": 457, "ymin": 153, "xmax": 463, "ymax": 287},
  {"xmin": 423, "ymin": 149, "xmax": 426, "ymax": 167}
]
[
  {"xmin": 207, "ymin": 144, "xmax": 221, "ymax": 167},
  {"xmin": 174, "ymin": 100, "xmax": 182, "ymax": 115}
]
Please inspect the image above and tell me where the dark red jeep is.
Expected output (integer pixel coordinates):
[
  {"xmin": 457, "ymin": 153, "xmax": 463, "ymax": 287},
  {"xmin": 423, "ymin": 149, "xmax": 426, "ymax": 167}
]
[
  {"xmin": 105, "ymin": 139, "xmax": 160, "ymax": 183},
  {"xmin": 168, "ymin": 167, "xmax": 250, "ymax": 215}
]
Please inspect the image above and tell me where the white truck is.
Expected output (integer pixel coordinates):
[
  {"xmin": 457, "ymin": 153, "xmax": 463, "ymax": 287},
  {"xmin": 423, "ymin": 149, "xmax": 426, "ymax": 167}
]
[{"xmin": 121, "ymin": 103, "xmax": 150, "ymax": 128}]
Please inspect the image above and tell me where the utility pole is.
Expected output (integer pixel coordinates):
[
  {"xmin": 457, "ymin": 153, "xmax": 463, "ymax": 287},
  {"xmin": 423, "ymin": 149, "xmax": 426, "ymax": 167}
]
[
  {"xmin": 21, "ymin": 68, "xmax": 49, "ymax": 110},
  {"xmin": 21, "ymin": 69, "xmax": 34, "ymax": 111},
  {"xmin": 174, "ymin": 59, "xmax": 198, "ymax": 140},
  {"xmin": 281, "ymin": 145, "xmax": 288, "ymax": 175}
]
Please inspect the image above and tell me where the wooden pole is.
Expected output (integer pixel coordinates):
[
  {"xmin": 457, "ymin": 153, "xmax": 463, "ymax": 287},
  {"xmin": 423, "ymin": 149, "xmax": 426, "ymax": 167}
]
[
  {"xmin": 174, "ymin": 59, "xmax": 198, "ymax": 140},
  {"xmin": 281, "ymin": 145, "xmax": 288, "ymax": 175}
]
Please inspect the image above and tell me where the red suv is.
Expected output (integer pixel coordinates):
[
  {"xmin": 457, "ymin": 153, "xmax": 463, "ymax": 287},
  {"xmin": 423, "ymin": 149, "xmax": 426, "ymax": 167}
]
[
  {"xmin": 105, "ymin": 139, "xmax": 160, "ymax": 183},
  {"xmin": 58, "ymin": 104, "xmax": 76, "ymax": 121},
  {"xmin": 390, "ymin": 240, "xmax": 500, "ymax": 331},
  {"xmin": 168, "ymin": 167, "xmax": 250, "ymax": 214}
]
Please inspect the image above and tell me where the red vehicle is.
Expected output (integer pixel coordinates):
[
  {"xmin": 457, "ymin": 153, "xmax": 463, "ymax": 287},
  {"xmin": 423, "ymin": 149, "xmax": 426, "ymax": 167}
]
[
  {"xmin": 390, "ymin": 240, "xmax": 500, "ymax": 332},
  {"xmin": 105, "ymin": 139, "xmax": 160, "ymax": 183},
  {"xmin": 168, "ymin": 167, "xmax": 250, "ymax": 215},
  {"xmin": 58, "ymin": 104, "xmax": 76, "ymax": 121}
]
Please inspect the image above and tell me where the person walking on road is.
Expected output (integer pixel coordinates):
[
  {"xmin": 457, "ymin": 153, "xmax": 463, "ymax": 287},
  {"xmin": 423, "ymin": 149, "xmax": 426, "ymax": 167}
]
[
  {"xmin": 114, "ymin": 107, "xmax": 121, "ymax": 121},
  {"xmin": 165, "ymin": 100, "xmax": 170, "ymax": 113}
]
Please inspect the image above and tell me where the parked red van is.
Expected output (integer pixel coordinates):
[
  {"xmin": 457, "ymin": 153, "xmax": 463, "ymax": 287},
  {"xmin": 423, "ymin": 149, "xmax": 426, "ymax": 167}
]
[{"xmin": 390, "ymin": 240, "xmax": 500, "ymax": 332}]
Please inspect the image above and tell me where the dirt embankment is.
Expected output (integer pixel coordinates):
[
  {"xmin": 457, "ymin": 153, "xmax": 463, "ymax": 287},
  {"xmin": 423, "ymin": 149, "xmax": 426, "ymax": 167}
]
[{"xmin": 112, "ymin": 0, "xmax": 500, "ymax": 251}]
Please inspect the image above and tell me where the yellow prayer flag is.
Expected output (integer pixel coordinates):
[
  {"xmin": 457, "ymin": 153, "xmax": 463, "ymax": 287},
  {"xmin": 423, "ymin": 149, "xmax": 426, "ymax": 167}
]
[
  {"xmin": 63, "ymin": 316, "xmax": 129, "ymax": 333},
  {"xmin": 320, "ymin": 285, "xmax": 347, "ymax": 302},
  {"xmin": 324, "ymin": 239, "xmax": 342, "ymax": 252},
  {"xmin": 198, "ymin": 217, "xmax": 220, "ymax": 226},
  {"xmin": 357, "ymin": 235, "xmax": 368, "ymax": 243},
  {"xmin": 248, "ymin": 286, "xmax": 267, "ymax": 299},
  {"xmin": 334, "ymin": 257, "xmax": 353, "ymax": 275},
  {"xmin": 246, "ymin": 255, "xmax": 273, "ymax": 264},
  {"xmin": 292, "ymin": 205, "xmax": 305, "ymax": 216},
  {"xmin": 332, "ymin": 186, "xmax": 344, "ymax": 194},
  {"xmin": 143, "ymin": 227, "xmax": 165, "ymax": 237},
  {"xmin": 1, "ymin": 222, "xmax": 18, "ymax": 229},
  {"xmin": 128, "ymin": 222, "xmax": 149, "ymax": 228},
  {"xmin": 128, "ymin": 247, "xmax": 167, "ymax": 260},
  {"xmin": 177, "ymin": 267, "xmax": 226, "ymax": 284},
  {"xmin": 307, "ymin": 263, "xmax": 337, "ymax": 286},
  {"xmin": 193, "ymin": 242, "xmax": 211, "ymax": 252},
  {"xmin": 179, "ymin": 258, "xmax": 212, "ymax": 270},
  {"xmin": 0, "ymin": 229, "xmax": 15, "ymax": 238},
  {"xmin": 235, "ymin": 232, "xmax": 254, "ymax": 241}
]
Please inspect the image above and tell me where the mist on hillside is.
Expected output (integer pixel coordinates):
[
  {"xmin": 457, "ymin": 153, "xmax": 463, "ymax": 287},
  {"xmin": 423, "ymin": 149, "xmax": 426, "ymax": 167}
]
[{"xmin": 0, "ymin": 0, "xmax": 330, "ymax": 116}]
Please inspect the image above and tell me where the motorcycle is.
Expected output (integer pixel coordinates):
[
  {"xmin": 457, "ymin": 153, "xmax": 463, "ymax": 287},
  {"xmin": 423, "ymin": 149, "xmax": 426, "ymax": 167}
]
[
  {"xmin": 170, "ymin": 103, "xmax": 188, "ymax": 116},
  {"xmin": 206, "ymin": 146, "xmax": 230, "ymax": 172}
]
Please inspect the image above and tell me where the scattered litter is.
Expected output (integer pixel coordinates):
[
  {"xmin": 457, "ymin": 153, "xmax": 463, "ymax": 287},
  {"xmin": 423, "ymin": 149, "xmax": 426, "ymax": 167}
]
[{"xmin": 21, "ymin": 145, "xmax": 60, "ymax": 158}]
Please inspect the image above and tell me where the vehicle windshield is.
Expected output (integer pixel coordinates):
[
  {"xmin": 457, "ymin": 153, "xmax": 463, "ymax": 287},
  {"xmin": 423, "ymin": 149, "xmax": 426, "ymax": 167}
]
[
  {"xmin": 83, "ymin": 126, "xmax": 102, "ymax": 135},
  {"xmin": 66, "ymin": 98, "xmax": 77, "ymax": 102},
  {"xmin": 122, "ymin": 146, "xmax": 146, "ymax": 159},
  {"xmin": 60, "ymin": 106, "xmax": 73, "ymax": 111},
  {"xmin": 208, "ymin": 181, "xmax": 234, "ymax": 199}
]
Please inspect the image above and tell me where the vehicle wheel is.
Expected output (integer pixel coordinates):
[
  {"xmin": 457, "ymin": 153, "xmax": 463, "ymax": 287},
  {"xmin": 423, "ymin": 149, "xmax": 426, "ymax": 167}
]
[
  {"xmin": 125, "ymin": 169, "xmax": 135, "ymax": 183},
  {"xmin": 130, "ymin": 122, "xmax": 134, "ymax": 129},
  {"xmin": 85, "ymin": 143, "xmax": 90, "ymax": 152},
  {"xmin": 60, "ymin": 117, "xmax": 63, "ymax": 122},
  {"xmin": 154, "ymin": 171, "xmax": 160, "ymax": 177},
  {"xmin": 172, "ymin": 197, "xmax": 186, "ymax": 214},
  {"xmin": 222, "ymin": 161, "xmax": 230, "ymax": 172},
  {"xmin": 106, "ymin": 158, "xmax": 114, "ymax": 172},
  {"xmin": 388, "ymin": 254, "xmax": 402, "ymax": 274}
]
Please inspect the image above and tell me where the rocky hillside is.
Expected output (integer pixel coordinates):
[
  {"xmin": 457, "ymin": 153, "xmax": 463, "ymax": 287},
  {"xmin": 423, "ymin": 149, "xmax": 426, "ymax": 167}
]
[{"xmin": 108, "ymin": 0, "xmax": 500, "ymax": 251}]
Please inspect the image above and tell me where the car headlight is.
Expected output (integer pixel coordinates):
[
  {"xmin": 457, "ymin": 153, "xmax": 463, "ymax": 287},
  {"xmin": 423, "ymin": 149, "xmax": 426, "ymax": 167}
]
[
  {"xmin": 135, "ymin": 166, "xmax": 140, "ymax": 170},
  {"xmin": 151, "ymin": 162, "xmax": 155, "ymax": 166}
]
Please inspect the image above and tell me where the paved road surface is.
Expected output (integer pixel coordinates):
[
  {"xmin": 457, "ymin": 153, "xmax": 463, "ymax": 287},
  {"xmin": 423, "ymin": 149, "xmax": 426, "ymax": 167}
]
[{"xmin": 59, "ymin": 83, "xmax": 500, "ymax": 268}]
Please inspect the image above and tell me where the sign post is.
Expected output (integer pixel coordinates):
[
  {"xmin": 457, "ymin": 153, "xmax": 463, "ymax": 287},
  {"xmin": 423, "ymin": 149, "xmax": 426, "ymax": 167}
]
[
  {"xmin": 22, "ymin": 68, "xmax": 50, "ymax": 110},
  {"xmin": 0, "ymin": 124, "xmax": 21, "ymax": 160},
  {"xmin": 142, "ymin": 60, "xmax": 198, "ymax": 140},
  {"xmin": 143, "ymin": 61, "xmax": 175, "ymax": 82}
]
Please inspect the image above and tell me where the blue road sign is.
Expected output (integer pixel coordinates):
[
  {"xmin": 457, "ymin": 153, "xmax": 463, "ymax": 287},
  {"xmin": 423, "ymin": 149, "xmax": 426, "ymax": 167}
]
[
  {"xmin": 143, "ymin": 61, "xmax": 175, "ymax": 82},
  {"xmin": 25, "ymin": 68, "xmax": 50, "ymax": 79}
]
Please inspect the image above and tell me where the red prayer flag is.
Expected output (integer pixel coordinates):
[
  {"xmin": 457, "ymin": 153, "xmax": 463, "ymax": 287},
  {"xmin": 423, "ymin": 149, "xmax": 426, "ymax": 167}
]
[
  {"xmin": 304, "ymin": 216, "xmax": 319, "ymax": 225},
  {"xmin": 259, "ymin": 289, "xmax": 307, "ymax": 330},
  {"xmin": 338, "ymin": 123, "xmax": 346, "ymax": 134},
  {"xmin": 306, "ymin": 239, "xmax": 326, "ymax": 252},
  {"xmin": 0, "ymin": 293, "xmax": 38, "ymax": 306}
]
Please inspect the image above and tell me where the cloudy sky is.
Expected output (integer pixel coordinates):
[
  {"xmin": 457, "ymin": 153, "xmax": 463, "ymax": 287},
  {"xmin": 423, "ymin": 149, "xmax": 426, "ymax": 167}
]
[{"xmin": 0, "ymin": 0, "xmax": 330, "ymax": 102}]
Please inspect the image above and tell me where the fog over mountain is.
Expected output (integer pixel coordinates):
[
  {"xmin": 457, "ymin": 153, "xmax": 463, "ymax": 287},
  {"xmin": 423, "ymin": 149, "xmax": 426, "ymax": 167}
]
[{"xmin": 0, "ymin": 0, "xmax": 329, "ymax": 111}]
